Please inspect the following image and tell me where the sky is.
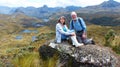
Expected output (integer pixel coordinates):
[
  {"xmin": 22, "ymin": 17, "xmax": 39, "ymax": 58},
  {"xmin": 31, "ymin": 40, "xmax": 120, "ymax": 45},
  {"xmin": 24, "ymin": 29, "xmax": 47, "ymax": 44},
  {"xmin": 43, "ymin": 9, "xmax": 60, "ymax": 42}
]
[{"xmin": 0, "ymin": 0, "xmax": 120, "ymax": 8}]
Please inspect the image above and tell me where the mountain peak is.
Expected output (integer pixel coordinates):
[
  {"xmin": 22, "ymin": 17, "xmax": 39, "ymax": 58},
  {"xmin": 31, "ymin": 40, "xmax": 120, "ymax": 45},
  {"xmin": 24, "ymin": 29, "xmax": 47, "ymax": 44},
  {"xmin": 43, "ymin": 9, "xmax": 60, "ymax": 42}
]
[
  {"xmin": 100, "ymin": 0, "xmax": 120, "ymax": 7},
  {"xmin": 109, "ymin": 0, "xmax": 114, "ymax": 2},
  {"xmin": 42, "ymin": 5, "xmax": 48, "ymax": 8}
]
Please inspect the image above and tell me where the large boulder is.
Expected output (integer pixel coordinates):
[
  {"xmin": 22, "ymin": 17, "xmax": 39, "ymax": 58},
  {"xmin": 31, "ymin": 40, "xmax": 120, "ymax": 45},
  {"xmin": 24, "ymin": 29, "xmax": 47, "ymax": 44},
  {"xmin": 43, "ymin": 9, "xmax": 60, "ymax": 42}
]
[
  {"xmin": 39, "ymin": 41, "xmax": 118, "ymax": 67},
  {"xmin": 39, "ymin": 45, "xmax": 97, "ymax": 67}
]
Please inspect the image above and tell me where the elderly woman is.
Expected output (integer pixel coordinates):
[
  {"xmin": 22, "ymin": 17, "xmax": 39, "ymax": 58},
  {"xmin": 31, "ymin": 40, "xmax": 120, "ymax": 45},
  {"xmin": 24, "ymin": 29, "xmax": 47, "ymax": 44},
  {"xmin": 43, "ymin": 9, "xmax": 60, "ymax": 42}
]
[{"xmin": 55, "ymin": 16, "xmax": 83, "ymax": 47}]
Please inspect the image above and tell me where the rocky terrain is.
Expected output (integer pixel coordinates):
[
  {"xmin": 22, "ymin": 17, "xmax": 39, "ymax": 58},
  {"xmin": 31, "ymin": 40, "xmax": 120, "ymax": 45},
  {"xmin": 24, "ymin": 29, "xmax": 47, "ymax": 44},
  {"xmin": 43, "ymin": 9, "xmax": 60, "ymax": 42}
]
[{"xmin": 39, "ymin": 40, "xmax": 119, "ymax": 67}]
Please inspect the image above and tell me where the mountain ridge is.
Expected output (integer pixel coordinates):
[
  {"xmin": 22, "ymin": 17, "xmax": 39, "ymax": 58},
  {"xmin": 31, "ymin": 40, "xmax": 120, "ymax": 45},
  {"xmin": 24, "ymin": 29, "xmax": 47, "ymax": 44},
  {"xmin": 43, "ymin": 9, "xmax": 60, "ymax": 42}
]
[{"xmin": 0, "ymin": 0, "xmax": 120, "ymax": 18}]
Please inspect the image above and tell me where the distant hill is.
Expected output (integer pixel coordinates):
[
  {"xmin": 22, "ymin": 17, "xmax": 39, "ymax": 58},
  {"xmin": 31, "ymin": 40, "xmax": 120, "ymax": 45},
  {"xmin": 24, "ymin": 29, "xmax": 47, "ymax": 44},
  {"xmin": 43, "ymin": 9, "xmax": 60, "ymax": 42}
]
[
  {"xmin": 80, "ymin": 0, "xmax": 120, "ymax": 13},
  {"xmin": 0, "ymin": 6, "xmax": 16, "ymax": 14},
  {"xmin": 46, "ymin": 11, "xmax": 120, "ymax": 28},
  {"xmin": 0, "ymin": 0, "xmax": 120, "ymax": 18},
  {"xmin": 0, "ymin": 0, "xmax": 120, "ymax": 26},
  {"xmin": 99, "ymin": 0, "xmax": 120, "ymax": 8},
  {"xmin": 14, "ymin": 5, "xmax": 81, "ymax": 19},
  {"xmin": 66, "ymin": 6, "xmax": 80, "ymax": 11},
  {"xmin": 14, "ymin": 7, "xmax": 40, "ymax": 18},
  {"xmin": 0, "ymin": 5, "xmax": 81, "ymax": 19},
  {"xmin": 0, "ymin": 13, "xmax": 43, "ymax": 34},
  {"xmin": 0, "ymin": 13, "xmax": 42, "ymax": 24},
  {"xmin": 86, "ymin": 0, "xmax": 120, "ymax": 8}
]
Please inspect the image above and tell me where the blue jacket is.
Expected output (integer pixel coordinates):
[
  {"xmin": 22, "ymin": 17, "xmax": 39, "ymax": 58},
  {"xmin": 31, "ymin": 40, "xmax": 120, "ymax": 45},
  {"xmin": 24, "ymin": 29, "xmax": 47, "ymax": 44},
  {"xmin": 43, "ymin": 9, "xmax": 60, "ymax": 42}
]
[
  {"xmin": 56, "ymin": 23, "xmax": 72, "ymax": 43},
  {"xmin": 70, "ymin": 17, "xmax": 86, "ymax": 32}
]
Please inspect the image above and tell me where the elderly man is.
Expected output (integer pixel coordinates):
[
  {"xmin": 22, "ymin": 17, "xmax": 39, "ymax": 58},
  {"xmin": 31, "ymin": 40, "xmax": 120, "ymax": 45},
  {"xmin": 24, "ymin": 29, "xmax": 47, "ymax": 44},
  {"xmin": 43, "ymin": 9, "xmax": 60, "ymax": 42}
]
[{"xmin": 70, "ymin": 11, "xmax": 87, "ymax": 44}]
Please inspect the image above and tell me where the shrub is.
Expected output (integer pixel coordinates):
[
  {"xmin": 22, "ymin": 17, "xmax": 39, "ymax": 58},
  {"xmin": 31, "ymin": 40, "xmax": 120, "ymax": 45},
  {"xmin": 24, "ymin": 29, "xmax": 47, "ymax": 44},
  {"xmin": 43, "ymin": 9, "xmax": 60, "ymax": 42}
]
[
  {"xmin": 104, "ymin": 29, "xmax": 120, "ymax": 54},
  {"xmin": 112, "ymin": 45, "xmax": 120, "ymax": 54},
  {"xmin": 104, "ymin": 29, "xmax": 115, "ymax": 46}
]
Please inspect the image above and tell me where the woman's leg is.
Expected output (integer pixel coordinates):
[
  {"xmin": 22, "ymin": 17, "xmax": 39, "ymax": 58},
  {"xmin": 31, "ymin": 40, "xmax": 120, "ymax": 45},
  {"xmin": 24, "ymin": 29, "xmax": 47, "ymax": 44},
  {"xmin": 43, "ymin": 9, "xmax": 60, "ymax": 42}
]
[
  {"xmin": 70, "ymin": 35, "xmax": 84, "ymax": 47},
  {"xmin": 61, "ymin": 35, "xmax": 69, "ymax": 40}
]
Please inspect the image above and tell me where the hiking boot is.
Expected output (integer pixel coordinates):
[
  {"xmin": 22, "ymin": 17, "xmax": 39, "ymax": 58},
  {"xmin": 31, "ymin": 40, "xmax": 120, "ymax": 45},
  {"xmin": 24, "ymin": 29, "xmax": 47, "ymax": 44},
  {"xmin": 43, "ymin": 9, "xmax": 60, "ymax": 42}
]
[
  {"xmin": 91, "ymin": 40, "xmax": 95, "ymax": 45},
  {"xmin": 72, "ymin": 45, "xmax": 76, "ymax": 47},
  {"xmin": 75, "ymin": 43, "xmax": 84, "ymax": 47}
]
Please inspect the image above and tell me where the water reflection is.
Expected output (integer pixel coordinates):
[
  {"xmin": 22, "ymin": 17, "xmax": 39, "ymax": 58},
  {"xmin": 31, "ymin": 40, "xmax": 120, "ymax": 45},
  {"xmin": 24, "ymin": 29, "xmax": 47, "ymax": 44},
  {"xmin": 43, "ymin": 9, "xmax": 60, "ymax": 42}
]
[
  {"xmin": 32, "ymin": 36, "xmax": 37, "ymax": 41},
  {"xmin": 22, "ymin": 29, "xmax": 38, "ymax": 33},
  {"xmin": 15, "ymin": 35, "xmax": 37, "ymax": 42},
  {"xmin": 43, "ymin": 19, "xmax": 49, "ymax": 22},
  {"xmin": 15, "ymin": 29, "xmax": 38, "ymax": 41},
  {"xmin": 15, "ymin": 36, "xmax": 23, "ymax": 40}
]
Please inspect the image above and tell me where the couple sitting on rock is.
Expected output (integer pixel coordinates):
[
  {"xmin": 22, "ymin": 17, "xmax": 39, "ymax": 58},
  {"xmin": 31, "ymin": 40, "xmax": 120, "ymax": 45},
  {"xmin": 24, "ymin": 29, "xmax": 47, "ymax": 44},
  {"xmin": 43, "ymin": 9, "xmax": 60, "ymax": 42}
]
[{"xmin": 56, "ymin": 11, "xmax": 94, "ymax": 47}]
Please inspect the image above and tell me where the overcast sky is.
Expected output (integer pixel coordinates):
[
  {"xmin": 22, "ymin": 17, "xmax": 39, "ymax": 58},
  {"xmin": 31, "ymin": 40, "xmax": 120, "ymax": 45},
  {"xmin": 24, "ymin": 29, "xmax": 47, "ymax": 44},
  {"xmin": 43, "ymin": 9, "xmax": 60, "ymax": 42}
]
[{"xmin": 0, "ymin": 0, "xmax": 120, "ymax": 7}]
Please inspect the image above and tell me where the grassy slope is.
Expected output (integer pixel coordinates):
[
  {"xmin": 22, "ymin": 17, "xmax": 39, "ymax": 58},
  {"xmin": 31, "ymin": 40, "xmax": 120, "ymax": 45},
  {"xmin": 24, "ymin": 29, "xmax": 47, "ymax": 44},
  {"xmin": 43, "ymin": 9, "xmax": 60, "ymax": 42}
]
[
  {"xmin": 0, "ymin": 12, "xmax": 120, "ymax": 67},
  {"xmin": 87, "ymin": 25, "xmax": 120, "ymax": 45},
  {"xmin": 10, "ymin": 25, "xmax": 120, "ymax": 67},
  {"xmin": 0, "ymin": 13, "xmax": 56, "ymax": 67},
  {"xmin": 0, "ymin": 26, "xmax": 54, "ymax": 67}
]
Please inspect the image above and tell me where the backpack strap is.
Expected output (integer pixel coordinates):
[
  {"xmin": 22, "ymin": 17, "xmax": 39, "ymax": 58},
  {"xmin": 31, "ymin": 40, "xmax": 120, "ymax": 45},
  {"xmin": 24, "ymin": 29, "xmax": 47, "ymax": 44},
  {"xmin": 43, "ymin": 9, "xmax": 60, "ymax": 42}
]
[
  {"xmin": 71, "ymin": 20, "xmax": 74, "ymax": 29},
  {"xmin": 71, "ymin": 18, "xmax": 84, "ymax": 30},
  {"xmin": 78, "ymin": 18, "xmax": 84, "ymax": 30}
]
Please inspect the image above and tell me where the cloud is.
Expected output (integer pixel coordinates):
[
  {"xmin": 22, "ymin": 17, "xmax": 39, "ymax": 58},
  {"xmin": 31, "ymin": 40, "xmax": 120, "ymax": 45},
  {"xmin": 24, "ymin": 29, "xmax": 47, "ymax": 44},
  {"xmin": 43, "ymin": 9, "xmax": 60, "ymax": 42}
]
[
  {"xmin": 42, "ymin": 0, "xmax": 108, "ymax": 7},
  {"xmin": 0, "ymin": 0, "xmax": 120, "ymax": 7},
  {"xmin": 0, "ymin": 0, "xmax": 41, "ymax": 7}
]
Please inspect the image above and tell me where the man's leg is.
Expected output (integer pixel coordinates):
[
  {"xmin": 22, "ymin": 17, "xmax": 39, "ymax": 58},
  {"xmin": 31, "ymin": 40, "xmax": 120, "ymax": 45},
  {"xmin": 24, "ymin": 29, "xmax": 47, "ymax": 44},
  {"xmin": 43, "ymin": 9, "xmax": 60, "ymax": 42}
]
[
  {"xmin": 76, "ymin": 36, "xmax": 83, "ymax": 43},
  {"xmin": 82, "ymin": 37, "xmax": 88, "ymax": 45},
  {"xmin": 76, "ymin": 32, "xmax": 83, "ymax": 43}
]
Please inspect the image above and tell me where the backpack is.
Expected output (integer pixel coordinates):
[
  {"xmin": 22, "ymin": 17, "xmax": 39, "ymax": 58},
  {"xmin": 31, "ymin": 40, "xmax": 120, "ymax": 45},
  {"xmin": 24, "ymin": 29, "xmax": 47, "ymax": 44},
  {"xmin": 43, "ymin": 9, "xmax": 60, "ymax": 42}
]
[{"xmin": 71, "ymin": 18, "xmax": 84, "ymax": 30}]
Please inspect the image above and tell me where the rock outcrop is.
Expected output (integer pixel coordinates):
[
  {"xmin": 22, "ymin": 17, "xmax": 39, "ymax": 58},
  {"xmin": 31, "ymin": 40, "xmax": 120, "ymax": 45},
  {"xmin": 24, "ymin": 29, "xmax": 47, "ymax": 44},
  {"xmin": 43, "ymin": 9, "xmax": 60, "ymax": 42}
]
[{"xmin": 39, "ymin": 41, "xmax": 118, "ymax": 67}]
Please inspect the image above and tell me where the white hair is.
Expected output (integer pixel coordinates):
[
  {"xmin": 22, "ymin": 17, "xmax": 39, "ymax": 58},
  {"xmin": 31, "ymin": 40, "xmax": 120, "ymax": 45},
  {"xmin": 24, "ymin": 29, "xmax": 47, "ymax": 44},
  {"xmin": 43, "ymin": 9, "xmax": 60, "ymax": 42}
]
[{"xmin": 71, "ymin": 11, "xmax": 77, "ymax": 16}]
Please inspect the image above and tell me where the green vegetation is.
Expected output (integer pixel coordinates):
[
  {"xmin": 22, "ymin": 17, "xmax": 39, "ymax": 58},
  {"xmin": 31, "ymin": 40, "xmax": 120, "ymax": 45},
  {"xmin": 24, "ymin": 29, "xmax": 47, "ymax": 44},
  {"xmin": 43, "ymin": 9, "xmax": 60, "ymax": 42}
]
[
  {"xmin": 104, "ymin": 29, "xmax": 120, "ymax": 54},
  {"xmin": 0, "ymin": 11, "xmax": 120, "ymax": 67},
  {"xmin": 0, "ymin": 14, "xmax": 55, "ymax": 66},
  {"xmin": 113, "ymin": 45, "xmax": 120, "ymax": 54},
  {"xmin": 10, "ymin": 30, "xmax": 55, "ymax": 67},
  {"xmin": 39, "ymin": 55, "xmax": 58, "ymax": 67},
  {"xmin": 0, "ymin": 26, "xmax": 56, "ymax": 67},
  {"xmin": 12, "ymin": 52, "xmax": 40, "ymax": 67},
  {"xmin": 105, "ymin": 29, "xmax": 116, "ymax": 46},
  {"xmin": 87, "ymin": 25, "xmax": 120, "ymax": 54},
  {"xmin": 90, "ymin": 17, "xmax": 115, "ymax": 26}
]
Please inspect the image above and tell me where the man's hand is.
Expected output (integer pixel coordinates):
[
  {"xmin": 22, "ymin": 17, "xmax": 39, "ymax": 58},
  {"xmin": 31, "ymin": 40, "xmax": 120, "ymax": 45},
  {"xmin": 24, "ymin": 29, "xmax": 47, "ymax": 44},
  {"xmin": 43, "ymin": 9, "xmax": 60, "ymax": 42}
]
[{"xmin": 82, "ymin": 32, "xmax": 87, "ymax": 39}]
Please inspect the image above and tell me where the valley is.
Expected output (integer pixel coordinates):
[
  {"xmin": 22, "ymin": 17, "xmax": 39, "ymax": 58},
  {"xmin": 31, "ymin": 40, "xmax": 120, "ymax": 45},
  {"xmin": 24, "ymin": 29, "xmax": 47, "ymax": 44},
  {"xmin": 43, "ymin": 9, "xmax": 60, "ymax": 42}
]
[{"xmin": 0, "ymin": 0, "xmax": 120, "ymax": 66}]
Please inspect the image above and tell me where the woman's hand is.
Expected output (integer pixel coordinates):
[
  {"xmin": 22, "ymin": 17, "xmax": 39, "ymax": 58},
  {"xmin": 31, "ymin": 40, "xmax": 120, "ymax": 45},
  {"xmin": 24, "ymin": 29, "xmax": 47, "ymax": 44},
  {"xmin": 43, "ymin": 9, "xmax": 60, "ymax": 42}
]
[{"xmin": 71, "ymin": 32, "xmax": 76, "ymax": 36}]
